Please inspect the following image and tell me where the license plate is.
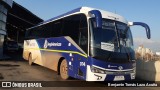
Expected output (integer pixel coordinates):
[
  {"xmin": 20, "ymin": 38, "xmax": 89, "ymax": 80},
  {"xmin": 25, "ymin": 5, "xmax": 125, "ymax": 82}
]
[{"xmin": 114, "ymin": 76, "xmax": 125, "ymax": 81}]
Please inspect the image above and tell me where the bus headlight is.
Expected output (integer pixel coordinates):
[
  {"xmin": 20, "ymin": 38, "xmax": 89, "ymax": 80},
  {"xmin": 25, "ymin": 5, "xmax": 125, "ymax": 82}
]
[{"xmin": 91, "ymin": 66, "xmax": 106, "ymax": 74}]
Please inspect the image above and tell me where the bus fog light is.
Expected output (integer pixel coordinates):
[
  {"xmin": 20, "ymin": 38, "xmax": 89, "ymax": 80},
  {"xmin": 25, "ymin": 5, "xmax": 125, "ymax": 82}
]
[{"xmin": 131, "ymin": 73, "xmax": 135, "ymax": 79}]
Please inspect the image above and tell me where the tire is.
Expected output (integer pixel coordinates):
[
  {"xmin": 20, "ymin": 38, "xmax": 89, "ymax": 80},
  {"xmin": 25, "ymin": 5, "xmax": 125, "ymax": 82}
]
[
  {"xmin": 60, "ymin": 59, "xmax": 69, "ymax": 80},
  {"xmin": 28, "ymin": 53, "xmax": 33, "ymax": 65}
]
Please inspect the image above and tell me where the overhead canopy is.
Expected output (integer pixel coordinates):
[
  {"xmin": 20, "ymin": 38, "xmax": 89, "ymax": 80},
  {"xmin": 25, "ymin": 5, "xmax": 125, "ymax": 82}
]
[
  {"xmin": 6, "ymin": 1, "xmax": 43, "ymax": 43},
  {"xmin": 7, "ymin": 1, "xmax": 43, "ymax": 29}
]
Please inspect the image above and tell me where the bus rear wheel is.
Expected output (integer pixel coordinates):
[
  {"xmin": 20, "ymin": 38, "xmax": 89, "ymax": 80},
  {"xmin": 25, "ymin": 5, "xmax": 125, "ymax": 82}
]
[
  {"xmin": 28, "ymin": 53, "xmax": 33, "ymax": 65},
  {"xmin": 60, "ymin": 59, "xmax": 69, "ymax": 80}
]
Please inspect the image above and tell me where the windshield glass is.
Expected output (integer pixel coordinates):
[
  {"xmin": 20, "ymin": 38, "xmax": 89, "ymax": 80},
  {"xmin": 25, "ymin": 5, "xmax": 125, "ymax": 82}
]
[
  {"xmin": 116, "ymin": 22, "xmax": 134, "ymax": 53},
  {"xmin": 92, "ymin": 19, "xmax": 119, "ymax": 52},
  {"xmin": 91, "ymin": 19, "xmax": 134, "ymax": 53},
  {"xmin": 90, "ymin": 19, "xmax": 135, "ymax": 63}
]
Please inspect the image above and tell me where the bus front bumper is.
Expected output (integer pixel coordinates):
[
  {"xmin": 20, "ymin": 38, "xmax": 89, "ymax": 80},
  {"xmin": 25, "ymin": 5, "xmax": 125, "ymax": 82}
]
[{"xmin": 86, "ymin": 65, "xmax": 135, "ymax": 81}]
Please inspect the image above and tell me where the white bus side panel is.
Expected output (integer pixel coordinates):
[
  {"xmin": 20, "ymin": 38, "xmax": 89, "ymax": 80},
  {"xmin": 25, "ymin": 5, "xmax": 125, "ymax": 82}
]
[
  {"xmin": 23, "ymin": 40, "xmax": 43, "ymax": 65},
  {"xmin": 23, "ymin": 39, "xmax": 62, "ymax": 71}
]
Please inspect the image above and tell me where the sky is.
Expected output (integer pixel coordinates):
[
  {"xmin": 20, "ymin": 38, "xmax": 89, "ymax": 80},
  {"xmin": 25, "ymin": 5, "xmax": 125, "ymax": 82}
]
[{"xmin": 14, "ymin": 0, "xmax": 160, "ymax": 52}]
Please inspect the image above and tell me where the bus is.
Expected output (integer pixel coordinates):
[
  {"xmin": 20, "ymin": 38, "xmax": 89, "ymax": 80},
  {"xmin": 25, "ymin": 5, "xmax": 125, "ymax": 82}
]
[{"xmin": 23, "ymin": 7, "xmax": 151, "ymax": 81}]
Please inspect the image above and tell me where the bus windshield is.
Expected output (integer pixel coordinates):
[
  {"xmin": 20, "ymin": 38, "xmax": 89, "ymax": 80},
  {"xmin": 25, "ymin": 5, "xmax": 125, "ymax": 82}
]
[{"xmin": 90, "ymin": 19, "xmax": 135, "ymax": 63}]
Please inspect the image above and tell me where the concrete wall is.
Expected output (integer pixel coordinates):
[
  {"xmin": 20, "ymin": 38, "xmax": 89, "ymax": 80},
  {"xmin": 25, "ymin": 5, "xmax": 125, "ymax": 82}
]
[{"xmin": 136, "ymin": 60, "xmax": 160, "ymax": 81}]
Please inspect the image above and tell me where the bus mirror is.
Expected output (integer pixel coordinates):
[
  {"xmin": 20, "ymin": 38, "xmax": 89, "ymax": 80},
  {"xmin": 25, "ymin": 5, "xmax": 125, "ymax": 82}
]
[
  {"xmin": 89, "ymin": 10, "xmax": 102, "ymax": 28},
  {"xmin": 128, "ymin": 22, "xmax": 151, "ymax": 39}
]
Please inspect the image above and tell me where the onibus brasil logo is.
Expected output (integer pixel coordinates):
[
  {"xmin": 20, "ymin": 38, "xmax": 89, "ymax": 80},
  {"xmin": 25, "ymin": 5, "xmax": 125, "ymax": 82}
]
[{"xmin": 44, "ymin": 39, "xmax": 62, "ymax": 49}]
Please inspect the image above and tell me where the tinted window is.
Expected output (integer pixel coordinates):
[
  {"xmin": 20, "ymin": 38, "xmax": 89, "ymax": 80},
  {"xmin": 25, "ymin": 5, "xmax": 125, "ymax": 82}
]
[
  {"xmin": 39, "ymin": 25, "xmax": 52, "ymax": 38},
  {"xmin": 25, "ymin": 14, "xmax": 88, "ymax": 53},
  {"xmin": 79, "ymin": 14, "xmax": 88, "ymax": 52},
  {"xmin": 50, "ymin": 20, "xmax": 63, "ymax": 37},
  {"xmin": 62, "ymin": 14, "xmax": 81, "ymax": 43},
  {"xmin": 62, "ymin": 14, "xmax": 88, "ymax": 52},
  {"xmin": 26, "ymin": 26, "xmax": 42, "ymax": 39}
]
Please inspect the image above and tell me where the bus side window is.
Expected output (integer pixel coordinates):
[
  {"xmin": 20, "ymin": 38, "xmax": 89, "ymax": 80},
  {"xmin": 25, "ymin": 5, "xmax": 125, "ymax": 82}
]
[
  {"xmin": 50, "ymin": 19, "xmax": 63, "ymax": 37},
  {"xmin": 62, "ymin": 14, "xmax": 88, "ymax": 53},
  {"xmin": 26, "ymin": 25, "xmax": 44, "ymax": 39},
  {"xmin": 42, "ymin": 24, "xmax": 52, "ymax": 38},
  {"xmin": 30, "ymin": 28, "xmax": 39, "ymax": 39},
  {"xmin": 62, "ymin": 14, "xmax": 81, "ymax": 44},
  {"xmin": 79, "ymin": 14, "xmax": 88, "ymax": 53},
  {"xmin": 38, "ymin": 26, "xmax": 44, "ymax": 38},
  {"xmin": 25, "ymin": 29, "xmax": 31, "ymax": 40}
]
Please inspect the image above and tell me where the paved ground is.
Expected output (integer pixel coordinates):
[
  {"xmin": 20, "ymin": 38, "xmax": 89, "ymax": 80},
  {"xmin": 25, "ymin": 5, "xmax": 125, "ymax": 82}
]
[{"xmin": 0, "ymin": 51, "xmax": 160, "ymax": 90}]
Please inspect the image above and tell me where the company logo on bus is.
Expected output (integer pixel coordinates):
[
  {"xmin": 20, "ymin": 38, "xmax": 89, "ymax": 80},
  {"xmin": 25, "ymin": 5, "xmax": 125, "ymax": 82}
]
[
  {"xmin": 118, "ymin": 66, "xmax": 123, "ymax": 70},
  {"xmin": 44, "ymin": 39, "xmax": 62, "ymax": 49}
]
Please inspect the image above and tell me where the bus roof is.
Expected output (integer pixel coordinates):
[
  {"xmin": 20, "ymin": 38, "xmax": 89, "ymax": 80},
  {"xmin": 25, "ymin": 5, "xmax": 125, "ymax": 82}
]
[{"xmin": 27, "ymin": 7, "xmax": 128, "ymax": 30}]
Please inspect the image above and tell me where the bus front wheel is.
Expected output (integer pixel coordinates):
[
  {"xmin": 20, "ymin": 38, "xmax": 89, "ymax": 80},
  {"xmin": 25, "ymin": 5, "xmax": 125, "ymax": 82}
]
[{"xmin": 60, "ymin": 59, "xmax": 69, "ymax": 80}]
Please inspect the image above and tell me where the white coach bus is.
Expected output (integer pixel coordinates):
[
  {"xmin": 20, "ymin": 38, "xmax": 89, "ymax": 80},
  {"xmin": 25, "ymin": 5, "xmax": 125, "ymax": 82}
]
[{"xmin": 23, "ymin": 7, "xmax": 150, "ymax": 81}]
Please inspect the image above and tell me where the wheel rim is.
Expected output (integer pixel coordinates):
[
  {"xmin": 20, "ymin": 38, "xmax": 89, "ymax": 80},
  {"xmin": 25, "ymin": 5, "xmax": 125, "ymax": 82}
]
[{"xmin": 60, "ymin": 60, "xmax": 68, "ymax": 79}]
